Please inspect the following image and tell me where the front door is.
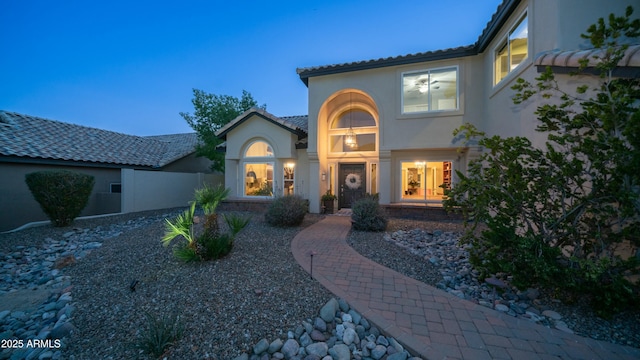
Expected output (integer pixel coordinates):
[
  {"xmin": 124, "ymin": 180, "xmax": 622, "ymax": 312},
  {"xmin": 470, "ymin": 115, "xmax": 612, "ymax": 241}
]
[{"xmin": 339, "ymin": 163, "xmax": 366, "ymax": 208}]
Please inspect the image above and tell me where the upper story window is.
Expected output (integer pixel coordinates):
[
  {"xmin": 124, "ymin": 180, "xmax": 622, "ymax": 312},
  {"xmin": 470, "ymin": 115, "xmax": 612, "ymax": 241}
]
[
  {"xmin": 495, "ymin": 12, "xmax": 528, "ymax": 84},
  {"xmin": 402, "ymin": 66, "xmax": 458, "ymax": 114},
  {"xmin": 245, "ymin": 141, "xmax": 273, "ymax": 157},
  {"xmin": 329, "ymin": 109, "xmax": 377, "ymax": 153}
]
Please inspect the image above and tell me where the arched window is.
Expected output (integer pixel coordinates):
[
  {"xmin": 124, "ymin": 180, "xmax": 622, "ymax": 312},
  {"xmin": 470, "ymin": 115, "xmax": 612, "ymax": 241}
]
[
  {"xmin": 331, "ymin": 110, "xmax": 376, "ymax": 129},
  {"xmin": 329, "ymin": 109, "xmax": 377, "ymax": 153},
  {"xmin": 243, "ymin": 140, "xmax": 274, "ymax": 197},
  {"xmin": 245, "ymin": 141, "xmax": 274, "ymax": 157}
]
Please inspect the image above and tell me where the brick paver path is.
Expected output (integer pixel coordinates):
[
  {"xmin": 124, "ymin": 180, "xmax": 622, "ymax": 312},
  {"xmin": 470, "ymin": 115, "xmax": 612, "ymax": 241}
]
[{"xmin": 291, "ymin": 215, "xmax": 640, "ymax": 360}]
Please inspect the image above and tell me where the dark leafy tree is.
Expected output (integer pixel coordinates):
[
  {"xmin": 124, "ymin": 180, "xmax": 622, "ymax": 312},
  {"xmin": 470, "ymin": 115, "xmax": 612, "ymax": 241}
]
[{"xmin": 180, "ymin": 89, "xmax": 265, "ymax": 172}]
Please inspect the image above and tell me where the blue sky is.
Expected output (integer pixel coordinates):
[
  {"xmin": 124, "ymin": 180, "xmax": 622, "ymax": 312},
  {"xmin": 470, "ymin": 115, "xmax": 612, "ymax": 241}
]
[{"xmin": 1, "ymin": 0, "xmax": 503, "ymax": 136}]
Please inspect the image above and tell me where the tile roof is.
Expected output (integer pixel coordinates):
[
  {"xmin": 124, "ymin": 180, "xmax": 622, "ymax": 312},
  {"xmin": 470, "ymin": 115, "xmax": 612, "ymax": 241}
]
[
  {"xmin": 297, "ymin": 0, "xmax": 520, "ymax": 85},
  {"xmin": 296, "ymin": 46, "xmax": 477, "ymax": 85},
  {"xmin": 280, "ymin": 114, "xmax": 309, "ymax": 133},
  {"xmin": 215, "ymin": 108, "xmax": 308, "ymax": 139},
  {"xmin": 535, "ymin": 43, "xmax": 640, "ymax": 76},
  {"xmin": 0, "ymin": 111, "xmax": 197, "ymax": 168}
]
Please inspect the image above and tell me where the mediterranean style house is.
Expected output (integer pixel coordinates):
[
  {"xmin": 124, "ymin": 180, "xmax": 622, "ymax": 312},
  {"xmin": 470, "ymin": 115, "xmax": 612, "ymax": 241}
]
[{"xmin": 217, "ymin": 0, "xmax": 639, "ymax": 214}]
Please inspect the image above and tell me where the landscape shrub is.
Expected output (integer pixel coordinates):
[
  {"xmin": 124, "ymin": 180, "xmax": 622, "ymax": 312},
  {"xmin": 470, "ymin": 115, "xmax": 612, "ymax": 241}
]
[
  {"xmin": 444, "ymin": 8, "xmax": 640, "ymax": 316},
  {"xmin": 351, "ymin": 194, "xmax": 387, "ymax": 232},
  {"xmin": 265, "ymin": 195, "xmax": 307, "ymax": 227},
  {"xmin": 162, "ymin": 187, "xmax": 249, "ymax": 262},
  {"xmin": 25, "ymin": 170, "xmax": 95, "ymax": 227},
  {"xmin": 197, "ymin": 232, "xmax": 234, "ymax": 261},
  {"xmin": 135, "ymin": 311, "xmax": 183, "ymax": 357}
]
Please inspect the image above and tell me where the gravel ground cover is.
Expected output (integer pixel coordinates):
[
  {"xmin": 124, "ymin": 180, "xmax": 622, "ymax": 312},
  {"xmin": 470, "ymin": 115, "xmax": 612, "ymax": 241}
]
[
  {"xmin": 1, "ymin": 210, "xmax": 332, "ymax": 359},
  {"xmin": 1, "ymin": 210, "xmax": 638, "ymax": 359}
]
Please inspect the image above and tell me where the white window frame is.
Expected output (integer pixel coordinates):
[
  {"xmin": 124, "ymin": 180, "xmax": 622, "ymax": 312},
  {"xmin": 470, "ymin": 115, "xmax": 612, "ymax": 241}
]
[
  {"xmin": 399, "ymin": 160, "xmax": 453, "ymax": 203},
  {"xmin": 242, "ymin": 161, "xmax": 275, "ymax": 198},
  {"xmin": 401, "ymin": 66, "xmax": 459, "ymax": 115},
  {"xmin": 493, "ymin": 10, "xmax": 528, "ymax": 85},
  {"xmin": 283, "ymin": 162, "xmax": 295, "ymax": 196}
]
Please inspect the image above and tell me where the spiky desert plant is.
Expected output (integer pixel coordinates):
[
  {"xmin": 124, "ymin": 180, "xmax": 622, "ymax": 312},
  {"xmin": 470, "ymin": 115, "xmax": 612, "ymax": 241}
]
[
  {"xmin": 194, "ymin": 184, "xmax": 230, "ymax": 237},
  {"xmin": 135, "ymin": 311, "xmax": 183, "ymax": 357},
  {"xmin": 162, "ymin": 202, "xmax": 196, "ymax": 249},
  {"xmin": 223, "ymin": 213, "xmax": 251, "ymax": 236}
]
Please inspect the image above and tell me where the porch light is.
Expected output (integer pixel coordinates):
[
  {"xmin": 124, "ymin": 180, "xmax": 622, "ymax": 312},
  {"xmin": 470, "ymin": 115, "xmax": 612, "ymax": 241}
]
[
  {"xmin": 344, "ymin": 127, "xmax": 357, "ymax": 148},
  {"xmin": 344, "ymin": 93, "xmax": 358, "ymax": 148}
]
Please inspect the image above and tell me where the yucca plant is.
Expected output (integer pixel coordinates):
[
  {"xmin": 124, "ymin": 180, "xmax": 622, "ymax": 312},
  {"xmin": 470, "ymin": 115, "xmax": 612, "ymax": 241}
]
[{"xmin": 194, "ymin": 184, "xmax": 230, "ymax": 237}]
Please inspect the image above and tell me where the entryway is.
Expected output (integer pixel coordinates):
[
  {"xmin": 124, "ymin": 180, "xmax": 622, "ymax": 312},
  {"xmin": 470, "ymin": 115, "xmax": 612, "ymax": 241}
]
[{"xmin": 338, "ymin": 163, "xmax": 366, "ymax": 208}]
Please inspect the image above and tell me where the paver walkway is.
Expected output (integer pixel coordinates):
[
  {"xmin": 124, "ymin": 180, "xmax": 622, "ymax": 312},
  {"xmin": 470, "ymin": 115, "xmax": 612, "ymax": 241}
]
[{"xmin": 291, "ymin": 215, "xmax": 640, "ymax": 360}]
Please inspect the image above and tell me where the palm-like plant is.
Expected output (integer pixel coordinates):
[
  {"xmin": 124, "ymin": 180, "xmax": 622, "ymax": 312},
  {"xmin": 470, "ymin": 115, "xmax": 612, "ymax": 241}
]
[
  {"xmin": 162, "ymin": 201, "xmax": 196, "ymax": 248},
  {"xmin": 194, "ymin": 184, "xmax": 230, "ymax": 215},
  {"xmin": 194, "ymin": 185, "xmax": 230, "ymax": 237}
]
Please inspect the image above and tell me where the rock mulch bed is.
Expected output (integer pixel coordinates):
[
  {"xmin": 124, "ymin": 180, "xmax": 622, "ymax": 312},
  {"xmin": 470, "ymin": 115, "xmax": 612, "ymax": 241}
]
[
  {"xmin": 348, "ymin": 218, "xmax": 640, "ymax": 349},
  {"xmin": 236, "ymin": 297, "xmax": 421, "ymax": 360}
]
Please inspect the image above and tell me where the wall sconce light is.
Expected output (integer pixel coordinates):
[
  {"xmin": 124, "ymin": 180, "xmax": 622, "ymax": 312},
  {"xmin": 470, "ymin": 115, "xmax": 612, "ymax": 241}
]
[
  {"xmin": 284, "ymin": 163, "xmax": 295, "ymax": 177},
  {"xmin": 321, "ymin": 172, "xmax": 326, "ymax": 181}
]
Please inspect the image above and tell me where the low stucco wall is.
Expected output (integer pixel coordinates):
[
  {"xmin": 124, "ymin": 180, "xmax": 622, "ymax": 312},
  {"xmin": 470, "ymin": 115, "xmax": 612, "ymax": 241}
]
[
  {"xmin": 0, "ymin": 164, "xmax": 223, "ymax": 232},
  {"xmin": 121, "ymin": 169, "xmax": 223, "ymax": 214}
]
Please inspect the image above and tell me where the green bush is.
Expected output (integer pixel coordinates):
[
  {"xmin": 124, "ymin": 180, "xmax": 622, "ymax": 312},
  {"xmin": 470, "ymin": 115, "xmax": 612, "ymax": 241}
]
[
  {"xmin": 197, "ymin": 232, "xmax": 234, "ymax": 260},
  {"xmin": 265, "ymin": 195, "xmax": 307, "ymax": 227},
  {"xmin": 351, "ymin": 195, "xmax": 387, "ymax": 232},
  {"xmin": 443, "ymin": 8, "xmax": 640, "ymax": 316},
  {"xmin": 25, "ymin": 170, "xmax": 95, "ymax": 227},
  {"xmin": 173, "ymin": 244, "xmax": 199, "ymax": 263}
]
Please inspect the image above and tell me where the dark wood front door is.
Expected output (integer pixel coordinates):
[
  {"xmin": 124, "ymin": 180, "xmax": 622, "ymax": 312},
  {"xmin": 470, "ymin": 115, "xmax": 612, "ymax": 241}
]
[{"xmin": 339, "ymin": 163, "xmax": 366, "ymax": 208}]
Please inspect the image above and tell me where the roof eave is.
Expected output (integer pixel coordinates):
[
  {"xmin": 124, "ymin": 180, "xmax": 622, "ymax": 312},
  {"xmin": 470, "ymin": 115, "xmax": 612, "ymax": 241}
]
[
  {"xmin": 475, "ymin": 0, "xmax": 522, "ymax": 53},
  {"xmin": 0, "ymin": 155, "xmax": 158, "ymax": 170},
  {"xmin": 297, "ymin": 46, "xmax": 477, "ymax": 86},
  {"xmin": 216, "ymin": 109, "xmax": 307, "ymax": 140},
  {"xmin": 296, "ymin": 0, "xmax": 522, "ymax": 85}
]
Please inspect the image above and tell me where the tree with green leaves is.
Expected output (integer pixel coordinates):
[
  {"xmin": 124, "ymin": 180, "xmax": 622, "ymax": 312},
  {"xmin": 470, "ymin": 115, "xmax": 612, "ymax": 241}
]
[
  {"xmin": 444, "ymin": 7, "xmax": 639, "ymax": 316},
  {"xmin": 180, "ymin": 89, "xmax": 265, "ymax": 172}
]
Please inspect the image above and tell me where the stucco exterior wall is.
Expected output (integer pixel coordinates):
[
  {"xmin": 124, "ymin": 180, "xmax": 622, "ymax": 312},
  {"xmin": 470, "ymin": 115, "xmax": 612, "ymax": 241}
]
[
  {"xmin": 224, "ymin": 116, "xmax": 298, "ymax": 160},
  {"xmin": 222, "ymin": 115, "xmax": 306, "ymax": 199},
  {"xmin": 0, "ymin": 163, "xmax": 121, "ymax": 232},
  {"xmin": 121, "ymin": 169, "xmax": 222, "ymax": 213},
  {"xmin": 306, "ymin": 51, "xmax": 487, "ymax": 210},
  {"xmin": 303, "ymin": 0, "xmax": 631, "ymax": 212},
  {"xmin": 481, "ymin": 0, "xmax": 633, "ymax": 147}
]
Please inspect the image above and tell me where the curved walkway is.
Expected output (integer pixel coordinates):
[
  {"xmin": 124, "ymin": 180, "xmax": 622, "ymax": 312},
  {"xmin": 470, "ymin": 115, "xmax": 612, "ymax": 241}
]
[{"xmin": 291, "ymin": 215, "xmax": 640, "ymax": 360}]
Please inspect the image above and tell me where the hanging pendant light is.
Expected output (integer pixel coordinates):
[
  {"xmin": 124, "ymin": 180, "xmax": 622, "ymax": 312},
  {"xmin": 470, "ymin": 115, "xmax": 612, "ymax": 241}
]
[{"xmin": 344, "ymin": 93, "xmax": 358, "ymax": 148}]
